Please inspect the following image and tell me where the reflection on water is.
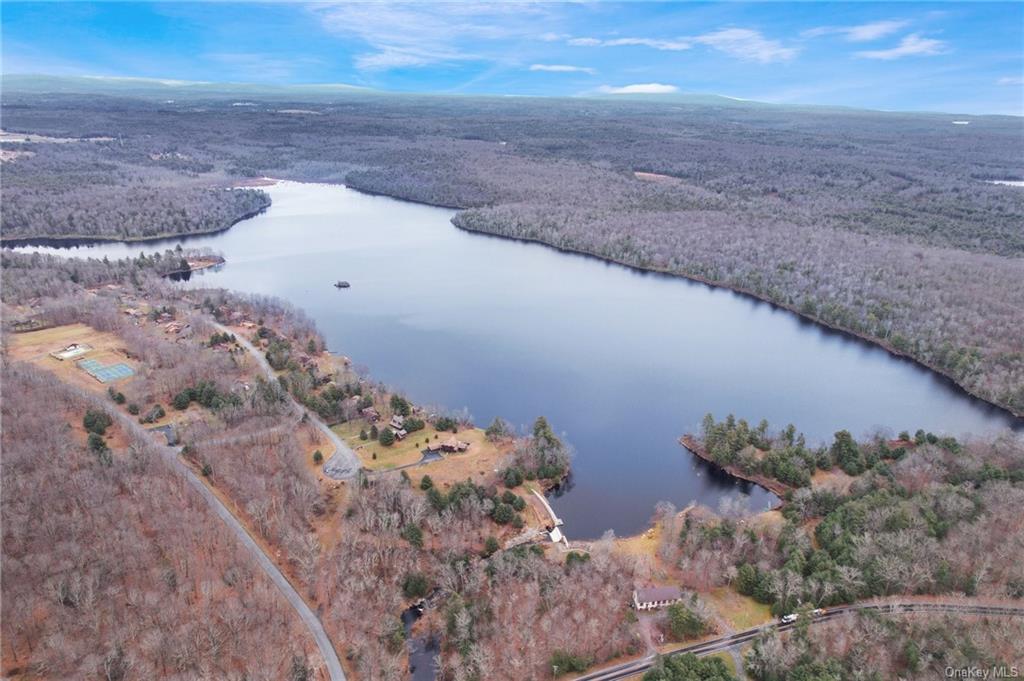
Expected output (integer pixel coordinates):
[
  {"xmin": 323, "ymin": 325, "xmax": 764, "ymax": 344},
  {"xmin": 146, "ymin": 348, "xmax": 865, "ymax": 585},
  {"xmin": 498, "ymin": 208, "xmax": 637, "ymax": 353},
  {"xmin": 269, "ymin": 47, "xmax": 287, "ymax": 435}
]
[{"xmin": 11, "ymin": 181, "xmax": 1020, "ymax": 538}]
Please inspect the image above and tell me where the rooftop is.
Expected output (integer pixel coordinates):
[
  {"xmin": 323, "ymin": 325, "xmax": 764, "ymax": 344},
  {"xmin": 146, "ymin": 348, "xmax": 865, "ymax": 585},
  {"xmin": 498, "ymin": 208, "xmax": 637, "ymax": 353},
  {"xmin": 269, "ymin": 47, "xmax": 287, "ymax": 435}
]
[{"xmin": 634, "ymin": 586, "xmax": 682, "ymax": 603}]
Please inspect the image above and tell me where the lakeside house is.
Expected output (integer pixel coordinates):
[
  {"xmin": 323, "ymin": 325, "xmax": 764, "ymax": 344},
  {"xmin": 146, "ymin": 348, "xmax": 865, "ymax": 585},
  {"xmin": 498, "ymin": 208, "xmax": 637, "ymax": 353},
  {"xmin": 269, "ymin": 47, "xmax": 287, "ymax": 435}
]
[
  {"xmin": 391, "ymin": 428, "xmax": 408, "ymax": 440},
  {"xmin": 442, "ymin": 436, "xmax": 470, "ymax": 452},
  {"xmin": 389, "ymin": 414, "xmax": 405, "ymax": 430},
  {"xmin": 426, "ymin": 437, "xmax": 471, "ymax": 453},
  {"xmin": 632, "ymin": 586, "xmax": 683, "ymax": 611},
  {"xmin": 361, "ymin": 407, "xmax": 380, "ymax": 422}
]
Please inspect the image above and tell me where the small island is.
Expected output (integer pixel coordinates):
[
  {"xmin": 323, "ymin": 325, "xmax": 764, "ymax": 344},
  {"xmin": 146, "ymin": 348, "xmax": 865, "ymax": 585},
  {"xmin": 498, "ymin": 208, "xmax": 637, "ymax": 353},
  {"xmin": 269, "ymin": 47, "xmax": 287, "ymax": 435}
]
[{"xmin": 334, "ymin": 280, "xmax": 350, "ymax": 289}]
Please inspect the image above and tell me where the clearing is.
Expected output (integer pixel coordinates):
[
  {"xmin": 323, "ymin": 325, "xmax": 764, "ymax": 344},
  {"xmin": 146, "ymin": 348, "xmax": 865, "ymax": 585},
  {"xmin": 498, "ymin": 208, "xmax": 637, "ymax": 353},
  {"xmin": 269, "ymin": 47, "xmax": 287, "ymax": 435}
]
[
  {"xmin": 7, "ymin": 323, "xmax": 137, "ymax": 394},
  {"xmin": 705, "ymin": 586, "xmax": 773, "ymax": 630},
  {"xmin": 334, "ymin": 420, "xmax": 509, "ymax": 486}
]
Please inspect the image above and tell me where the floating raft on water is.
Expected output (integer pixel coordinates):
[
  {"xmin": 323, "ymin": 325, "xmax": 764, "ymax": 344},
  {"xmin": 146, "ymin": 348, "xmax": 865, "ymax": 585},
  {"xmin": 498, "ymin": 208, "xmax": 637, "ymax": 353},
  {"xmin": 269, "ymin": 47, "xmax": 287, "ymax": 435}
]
[{"xmin": 334, "ymin": 280, "xmax": 351, "ymax": 289}]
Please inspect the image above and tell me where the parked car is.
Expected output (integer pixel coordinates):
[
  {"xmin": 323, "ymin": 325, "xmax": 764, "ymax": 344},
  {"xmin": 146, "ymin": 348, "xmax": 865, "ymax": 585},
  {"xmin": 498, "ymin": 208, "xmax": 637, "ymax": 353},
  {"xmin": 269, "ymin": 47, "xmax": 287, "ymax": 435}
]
[{"xmin": 780, "ymin": 613, "xmax": 798, "ymax": 624}]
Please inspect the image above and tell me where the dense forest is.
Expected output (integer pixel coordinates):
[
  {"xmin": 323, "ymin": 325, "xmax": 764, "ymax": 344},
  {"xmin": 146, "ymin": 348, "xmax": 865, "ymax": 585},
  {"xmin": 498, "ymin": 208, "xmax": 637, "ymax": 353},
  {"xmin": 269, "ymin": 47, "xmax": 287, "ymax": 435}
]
[
  {"xmin": 629, "ymin": 415, "xmax": 1024, "ymax": 680},
  {"xmin": 675, "ymin": 416, "xmax": 1024, "ymax": 610},
  {"xmin": 2, "ymin": 81, "xmax": 1022, "ymax": 415},
  {"xmin": 0, "ymin": 363, "xmax": 317, "ymax": 679}
]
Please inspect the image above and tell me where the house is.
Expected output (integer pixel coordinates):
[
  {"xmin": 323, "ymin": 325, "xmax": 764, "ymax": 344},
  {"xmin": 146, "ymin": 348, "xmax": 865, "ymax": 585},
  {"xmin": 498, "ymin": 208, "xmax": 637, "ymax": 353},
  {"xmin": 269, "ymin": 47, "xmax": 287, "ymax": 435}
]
[
  {"xmin": 392, "ymin": 428, "xmax": 408, "ymax": 440},
  {"xmin": 440, "ymin": 436, "xmax": 470, "ymax": 453},
  {"xmin": 361, "ymin": 407, "xmax": 380, "ymax": 422},
  {"xmin": 389, "ymin": 414, "xmax": 405, "ymax": 430},
  {"xmin": 632, "ymin": 586, "xmax": 684, "ymax": 611}
]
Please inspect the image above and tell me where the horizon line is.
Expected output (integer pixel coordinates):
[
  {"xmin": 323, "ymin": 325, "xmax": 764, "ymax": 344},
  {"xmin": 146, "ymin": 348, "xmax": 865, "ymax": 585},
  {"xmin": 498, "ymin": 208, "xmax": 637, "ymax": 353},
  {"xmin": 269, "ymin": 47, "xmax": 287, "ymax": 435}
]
[{"xmin": 2, "ymin": 72, "xmax": 1021, "ymax": 118}]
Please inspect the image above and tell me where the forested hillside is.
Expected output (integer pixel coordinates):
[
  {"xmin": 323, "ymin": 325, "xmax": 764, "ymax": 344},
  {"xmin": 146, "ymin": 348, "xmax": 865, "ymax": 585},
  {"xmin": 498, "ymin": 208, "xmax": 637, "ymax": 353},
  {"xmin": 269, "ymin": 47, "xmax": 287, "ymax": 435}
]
[
  {"xmin": 2, "ymin": 83, "xmax": 1022, "ymax": 415},
  {"xmin": 0, "ymin": 363, "xmax": 317, "ymax": 678}
]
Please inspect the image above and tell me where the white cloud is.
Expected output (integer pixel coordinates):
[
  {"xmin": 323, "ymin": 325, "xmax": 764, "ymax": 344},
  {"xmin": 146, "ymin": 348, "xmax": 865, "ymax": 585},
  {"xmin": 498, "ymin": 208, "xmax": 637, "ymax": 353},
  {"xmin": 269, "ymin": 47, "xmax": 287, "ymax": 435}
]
[
  {"xmin": 569, "ymin": 30, "xmax": 797, "ymax": 62},
  {"xmin": 692, "ymin": 28, "xmax": 799, "ymax": 63},
  {"xmin": 855, "ymin": 33, "xmax": 947, "ymax": 60},
  {"xmin": 803, "ymin": 20, "xmax": 909, "ymax": 42},
  {"xmin": 539, "ymin": 32, "xmax": 569, "ymax": 42},
  {"xmin": 311, "ymin": 3, "xmax": 548, "ymax": 71},
  {"xmin": 529, "ymin": 64, "xmax": 596, "ymax": 75},
  {"xmin": 568, "ymin": 37, "xmax": 604, "ymax": 47},
  {"xmin": 597, "ymin": 83, "xmax": 679, "ymax": 94},
  {"xmin": 606, "ymin": 37, "xmax": 691, "ymax": 51},
  {"xmin": 569, "ymin": 36, "xmax": 690, "ymax": 51},
  {"xmin": 997, "ymin": 76, "xmax": 1024, "ymax": 86}
]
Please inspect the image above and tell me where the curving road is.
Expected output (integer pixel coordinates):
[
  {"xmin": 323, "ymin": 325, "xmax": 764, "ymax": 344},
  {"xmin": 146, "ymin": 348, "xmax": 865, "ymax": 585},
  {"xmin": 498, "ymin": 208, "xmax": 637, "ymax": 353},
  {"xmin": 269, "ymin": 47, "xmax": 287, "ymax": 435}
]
[
  {"xmin": 212, "ymin": 321, "xmax": 361, "ymax": 479},
  {"xmin": 70, "ymin": 386, "xmax": 350, "ymax": 681},
  {"xmin": 574, "ymin": 601, "xmax": 1024, "ymax": 681}
]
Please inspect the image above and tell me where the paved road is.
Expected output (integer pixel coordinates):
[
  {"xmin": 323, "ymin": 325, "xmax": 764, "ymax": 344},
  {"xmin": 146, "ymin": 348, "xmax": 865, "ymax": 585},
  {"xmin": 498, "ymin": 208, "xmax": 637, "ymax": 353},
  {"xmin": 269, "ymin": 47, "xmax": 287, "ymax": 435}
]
[
  {"xmin": 87, "ymin": 392, "xmax": 348, "ymax": 681},
  {"xmin": 574, "ymin": 601, "xmax": 1024, "ymax": 681},
  {"xmin": 212, "ymin": 322, "xmax": 361, "ymax": 480}
]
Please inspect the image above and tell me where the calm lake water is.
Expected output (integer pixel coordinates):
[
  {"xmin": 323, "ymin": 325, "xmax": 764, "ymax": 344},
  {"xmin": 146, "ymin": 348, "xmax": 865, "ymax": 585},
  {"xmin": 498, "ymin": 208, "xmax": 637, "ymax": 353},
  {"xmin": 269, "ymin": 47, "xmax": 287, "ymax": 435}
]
[{"xmin": 12, "ymin": 181, "xmax": 1021, "ymax": 538}]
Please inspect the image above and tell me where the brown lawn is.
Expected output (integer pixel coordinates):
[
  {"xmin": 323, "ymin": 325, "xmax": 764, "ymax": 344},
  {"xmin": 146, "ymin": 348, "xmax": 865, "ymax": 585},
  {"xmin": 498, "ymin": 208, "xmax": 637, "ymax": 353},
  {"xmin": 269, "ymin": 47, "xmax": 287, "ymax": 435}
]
[
  {"xmin": 705, "ymin": 587, "xmax": 773, "ymax": 630},
  {"xmin": 7, "ymin": 323, "xmax": 138, "ymax": 395},
  {"xmin": 406, "ymin": 428, "xmax": 510, "ymax": 489},
  {"xmin": 811, "ymin": 467, "xmax": 857, "ymax": 495}
]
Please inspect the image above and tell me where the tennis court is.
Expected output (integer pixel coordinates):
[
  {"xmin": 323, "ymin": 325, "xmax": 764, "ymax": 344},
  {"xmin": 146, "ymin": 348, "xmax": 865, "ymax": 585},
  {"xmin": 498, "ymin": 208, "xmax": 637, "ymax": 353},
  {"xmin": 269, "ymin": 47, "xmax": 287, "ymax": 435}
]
[{"xmin": 77, "ymin": 358, "xmax": 135, "ymax": 383}]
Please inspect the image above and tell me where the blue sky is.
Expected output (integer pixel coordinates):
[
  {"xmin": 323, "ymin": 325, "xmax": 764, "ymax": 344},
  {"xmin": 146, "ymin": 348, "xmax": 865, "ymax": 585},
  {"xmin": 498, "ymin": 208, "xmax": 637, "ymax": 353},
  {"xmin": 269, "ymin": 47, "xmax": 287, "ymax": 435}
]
[{"xmin": 2, "ymin": 2, "xmax": 1022, "ymax": 114}]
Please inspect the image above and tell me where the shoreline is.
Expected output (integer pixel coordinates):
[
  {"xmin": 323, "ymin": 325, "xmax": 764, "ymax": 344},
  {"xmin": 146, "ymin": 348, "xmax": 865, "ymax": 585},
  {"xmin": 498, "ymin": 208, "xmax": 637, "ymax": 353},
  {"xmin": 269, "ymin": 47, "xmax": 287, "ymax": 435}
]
[
  {"xmin": 8, "ymin": 176, "xmax": 1022, "ymax": 422},
  {"xmin": 448, "ymin": 221, "xmax": 1024, "ymax": 422},
  {"xmin": 679, "ymin": 434, "xmax": 790, "ymax": 501},
  {"xmin": 162, "ymin": 255, "xmax": 226, "ymax": 278},
  {"xmin": 0, "ymin": 199, "xmax": 270, "ymax": 248}
]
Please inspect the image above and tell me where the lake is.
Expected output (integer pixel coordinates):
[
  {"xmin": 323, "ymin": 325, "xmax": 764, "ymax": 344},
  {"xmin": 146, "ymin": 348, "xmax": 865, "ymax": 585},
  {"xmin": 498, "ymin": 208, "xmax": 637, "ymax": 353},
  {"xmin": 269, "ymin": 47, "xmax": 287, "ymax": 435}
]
[{"xmin": 12, "ymin": 181, "xmax": 1021, "ymax": 538}]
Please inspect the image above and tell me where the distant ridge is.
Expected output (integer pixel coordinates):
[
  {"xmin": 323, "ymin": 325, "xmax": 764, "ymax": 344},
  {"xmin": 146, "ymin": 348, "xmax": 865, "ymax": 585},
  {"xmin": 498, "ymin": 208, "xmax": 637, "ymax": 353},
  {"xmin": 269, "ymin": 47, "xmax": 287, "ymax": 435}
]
[
  {"xmin": 1, "ymin": 74, "xmax": 1011, "ymax": 118},
  {"xmin": 1, "ymin": 74, "xmax": 377, "ymax": 100}
]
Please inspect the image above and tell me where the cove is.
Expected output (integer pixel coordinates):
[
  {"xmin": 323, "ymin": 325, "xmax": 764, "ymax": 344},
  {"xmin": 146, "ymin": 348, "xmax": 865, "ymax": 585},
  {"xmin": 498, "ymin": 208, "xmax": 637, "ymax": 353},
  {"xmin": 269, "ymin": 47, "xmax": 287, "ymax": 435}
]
[{"xmin": 12, "ymin": 181, "xmax": 1021, "ymax": 539}]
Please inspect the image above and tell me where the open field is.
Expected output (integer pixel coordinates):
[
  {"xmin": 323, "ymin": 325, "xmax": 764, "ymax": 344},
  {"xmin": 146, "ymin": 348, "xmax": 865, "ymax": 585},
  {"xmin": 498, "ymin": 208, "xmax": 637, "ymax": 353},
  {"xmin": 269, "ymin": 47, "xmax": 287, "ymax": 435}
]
[
  {"xmin": 332, "ymin": 419, "xmax": 429, "ymax": 470},
  {"xmin": 406, "ymin": 428, "xmax": 510, "ymax": 489},
  {"xmin": 334, "ymin": 419, "xmax": 509, "ymax": 485},
  {"xmin": 7, "ymin": 323, "xmax": 137, "ymax": 394},
  {"xmin": 705, "ymin": 587, "xmax": 774, "ymax": 631}
]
